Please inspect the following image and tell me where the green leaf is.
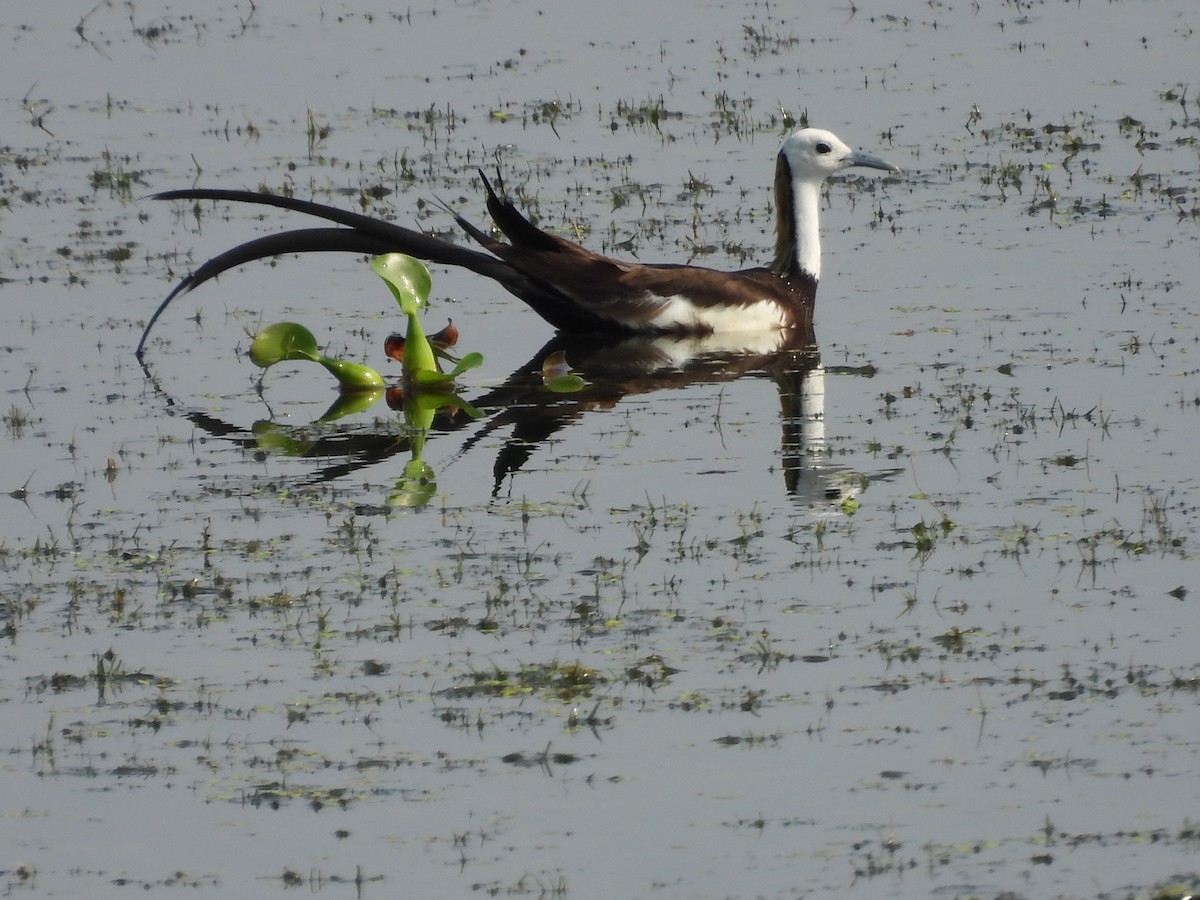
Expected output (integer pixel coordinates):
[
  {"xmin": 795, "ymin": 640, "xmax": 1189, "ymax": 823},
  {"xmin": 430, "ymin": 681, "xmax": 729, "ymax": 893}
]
[
  {"xmin": 249, "ymin": 322, "xmax": 320, "ymax": 367},
  {"xmin": 317, "ymin": 356, "xmax": 386, "ymax": 392},
  {"xmin": 452, "ymin": 397, "xmax": 484, "ymax": 420},
  {"xmin": 543, "ymin": 373, "xmax": 589, "ymax": 393},
  {"xmin": 370, "ymin": 253, "xmax": 432, "ymax": 316},
  {"xmin": 400, "ymin": 311, "xmax": 439, "ymax": 380},
  {"xmin": 402, "ymin": 391, "xmax": 439, "ymax": 433},
  {"xmin": 404, "ymin": 388, "xmax": 484, "ymax": 422},
  {"xmin": 389, "ymin": 458, "xmax": 437, "ymax": 508},
  {"xmin": 410, "ymin": 368, "xmax": 456, "ymax": 386},
  {"xmin": 248, "ymin": 322, "xmax": 383, "ymax": 393},
  {"xmin": 316, "ymin": 388, "xmax": 385, "ymax": 419},
  {"xmin": 444, "ymin": 351, "xmax": 484, "ymax": 379}
]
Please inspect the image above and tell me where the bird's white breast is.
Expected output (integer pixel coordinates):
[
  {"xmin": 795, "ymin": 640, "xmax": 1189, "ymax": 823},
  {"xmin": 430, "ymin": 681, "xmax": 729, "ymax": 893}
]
[{"xmin": 646, "ymin": 295, "xmax": 789, "ymax": 333}]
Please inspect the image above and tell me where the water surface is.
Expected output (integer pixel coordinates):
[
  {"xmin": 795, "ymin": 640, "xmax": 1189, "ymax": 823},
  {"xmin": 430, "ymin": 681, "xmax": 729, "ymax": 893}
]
[{"xmin": 2, "ymin": 2, "xmax": 1199, "ymax": 897}]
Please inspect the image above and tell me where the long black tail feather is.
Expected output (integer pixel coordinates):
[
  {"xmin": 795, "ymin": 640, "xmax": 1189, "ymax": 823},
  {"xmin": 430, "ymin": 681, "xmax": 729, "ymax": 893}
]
[
  {"xmin": 153, "ymin": 189, "xmax": 495, "ymax": 265},
  {"xmin": 138, "ymin": 185, "xmax": 628, "ymax": 360},
  {"xmin": 137, "ymin": 188, "xmax": 530, "ymax": 359},
  {"xmin": 136, "ymin": 227, "xmax": 401, "ymax": 357},
  {"xmin": 477, "ymin": 171, "xmax": 565, "ymax": 253}
]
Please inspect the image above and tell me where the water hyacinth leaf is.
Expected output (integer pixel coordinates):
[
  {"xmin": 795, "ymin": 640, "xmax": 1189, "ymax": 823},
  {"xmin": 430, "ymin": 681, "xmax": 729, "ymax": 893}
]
[
  {"xmin": 445, "ymin": 351, "xmax": 484, "ymax": 379},
  {"xmin": 402, "ymin": 392, "xmax": 439, "ymax": 434},
  {"xmin": 453, "ymin": 396, "xmax": 484, "ymax": 419},
  {"xmin": 543, "ymin": 373, "xmax": 589, "ymax": 393},
  {"xmin": 316, "ymin": 388, "xmax": 386, "ymax": 419},
  {"xmin": 249, "ymin": 322, "xmax": 384, "ymax": 392},
  {"xmin": 539, "ymin": 350, "xmax": 587, "ymax": 392},
  {"xmin": 410, "ymin": 368, "xmax": 456, "ymax": 387},
  {"xmin": 394, "ymin": 346, "xmax": 479, "ymax": 387},
  {"xmin": 370, "ymin": 255, "xmax": 481, "ymax": 386},
  {"xmin": 249, "ymin": 321, "xmax": 321, "ymax": 367},
  {"xmin": 317, "ymin": 357, "xmax": 386, "ymax": 392},
  {"xmin": 370, "ymin": 253, "xmax": 432, "ymax": 316},
  {"xmin": 404, "ymin": 387, "xmax": 484, "ymax": 420},
  {"xmin": 389, "ymin": 458, "xmax": 437, "ymax": 508},
  {"xmin": 401, "ymin": 310, "xmax": 439, "ymax": 380}
]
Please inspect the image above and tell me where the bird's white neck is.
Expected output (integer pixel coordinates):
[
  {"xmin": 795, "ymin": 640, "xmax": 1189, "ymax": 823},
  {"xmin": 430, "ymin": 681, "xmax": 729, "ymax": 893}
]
[
  {"xmin": 792, "ymin": 179, "xmax": 822, "ymax": 281},
  {"xmin": 771, "ymin": 155, "xmax": 823, "ymax": 284}
]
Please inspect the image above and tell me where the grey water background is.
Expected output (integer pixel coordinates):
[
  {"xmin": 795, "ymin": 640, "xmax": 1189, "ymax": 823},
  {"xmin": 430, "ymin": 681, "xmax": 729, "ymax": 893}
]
[{"xmin": 2, "ymin": 1, "xmax": 1199, "ymax": 897}]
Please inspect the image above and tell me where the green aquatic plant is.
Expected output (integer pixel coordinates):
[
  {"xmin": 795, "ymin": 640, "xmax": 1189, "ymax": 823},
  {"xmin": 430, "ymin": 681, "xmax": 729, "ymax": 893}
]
[
  {"xmin": 367, "ymin": 253, "xmax": 485, "ymax": 506},
  {"xmin": 370, "ymin": 253, "xmax": 482, "ymax": 386},
  {"xmin": 246, "ymin": 254, "xmax": 484, "ymax": 399},
  {"xmin": 238, "ymin": 255, "xmax": 485, "ymax": 505},
  {"xmin": 249, "ymin": 321, "xmax": 385, "ymax": 392},
  {"xmin": 369, "ymin": 254, "xmax": 487, "ymax": 508},
  {"xmin": 539, "ymin": 350, "xmax": 589, "ymax": 393}
]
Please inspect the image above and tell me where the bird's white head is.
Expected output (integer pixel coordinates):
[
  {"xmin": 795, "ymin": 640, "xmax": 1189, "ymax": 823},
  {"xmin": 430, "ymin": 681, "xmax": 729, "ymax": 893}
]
[
  {"xmin": 778, "ymin": 127, "xmax": 900, "ymax": 183},
  {"xmin": 772, "ymin": 128, "xmax": 898, "ymax": 282}
]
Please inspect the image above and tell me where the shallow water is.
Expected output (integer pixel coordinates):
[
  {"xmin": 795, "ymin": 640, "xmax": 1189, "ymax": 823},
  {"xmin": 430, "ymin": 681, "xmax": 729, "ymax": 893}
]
[{"xmin": 2, "ymin": 2, "xmax": 1199, "ymax": 898}]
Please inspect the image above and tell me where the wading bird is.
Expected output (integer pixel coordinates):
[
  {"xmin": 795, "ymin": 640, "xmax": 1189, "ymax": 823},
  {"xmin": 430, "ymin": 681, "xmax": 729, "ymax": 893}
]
[{"xmin": 137, "ymin": 128, "xmax": 897, "ymax": 358}]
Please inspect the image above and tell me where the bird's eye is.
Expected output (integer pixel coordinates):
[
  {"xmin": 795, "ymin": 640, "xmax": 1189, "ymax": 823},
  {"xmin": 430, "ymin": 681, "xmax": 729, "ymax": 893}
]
[{"xmin": 815, "ymin": 142, "xmax": 832, "ymax": 154}]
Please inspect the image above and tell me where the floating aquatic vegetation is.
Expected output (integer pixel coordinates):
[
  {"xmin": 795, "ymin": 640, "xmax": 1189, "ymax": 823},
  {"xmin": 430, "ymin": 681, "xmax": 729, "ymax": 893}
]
[
  {"xmin": 248, "ymin": 321, "xmax": 385, "ymax": 393},
  {"xmin": 239, "ymin": 255, "xmax": 487, "ymax": 505},
  {"xmin": 369, "ymin": 253, "xmax": 483, "ymax": 389}
]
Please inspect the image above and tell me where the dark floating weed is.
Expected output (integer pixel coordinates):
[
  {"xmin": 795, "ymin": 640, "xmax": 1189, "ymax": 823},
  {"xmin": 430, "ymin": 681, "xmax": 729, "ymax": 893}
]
[{"xmin": 444, "ymin": 659, "xmax": 602, "ymax": 702}]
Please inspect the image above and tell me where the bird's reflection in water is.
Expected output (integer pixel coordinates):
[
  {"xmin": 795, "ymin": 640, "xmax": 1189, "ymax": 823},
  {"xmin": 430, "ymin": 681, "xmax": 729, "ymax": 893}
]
[{"xmin": 156, "ymin": 327, "xmax": 872, "ymax": 507}]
